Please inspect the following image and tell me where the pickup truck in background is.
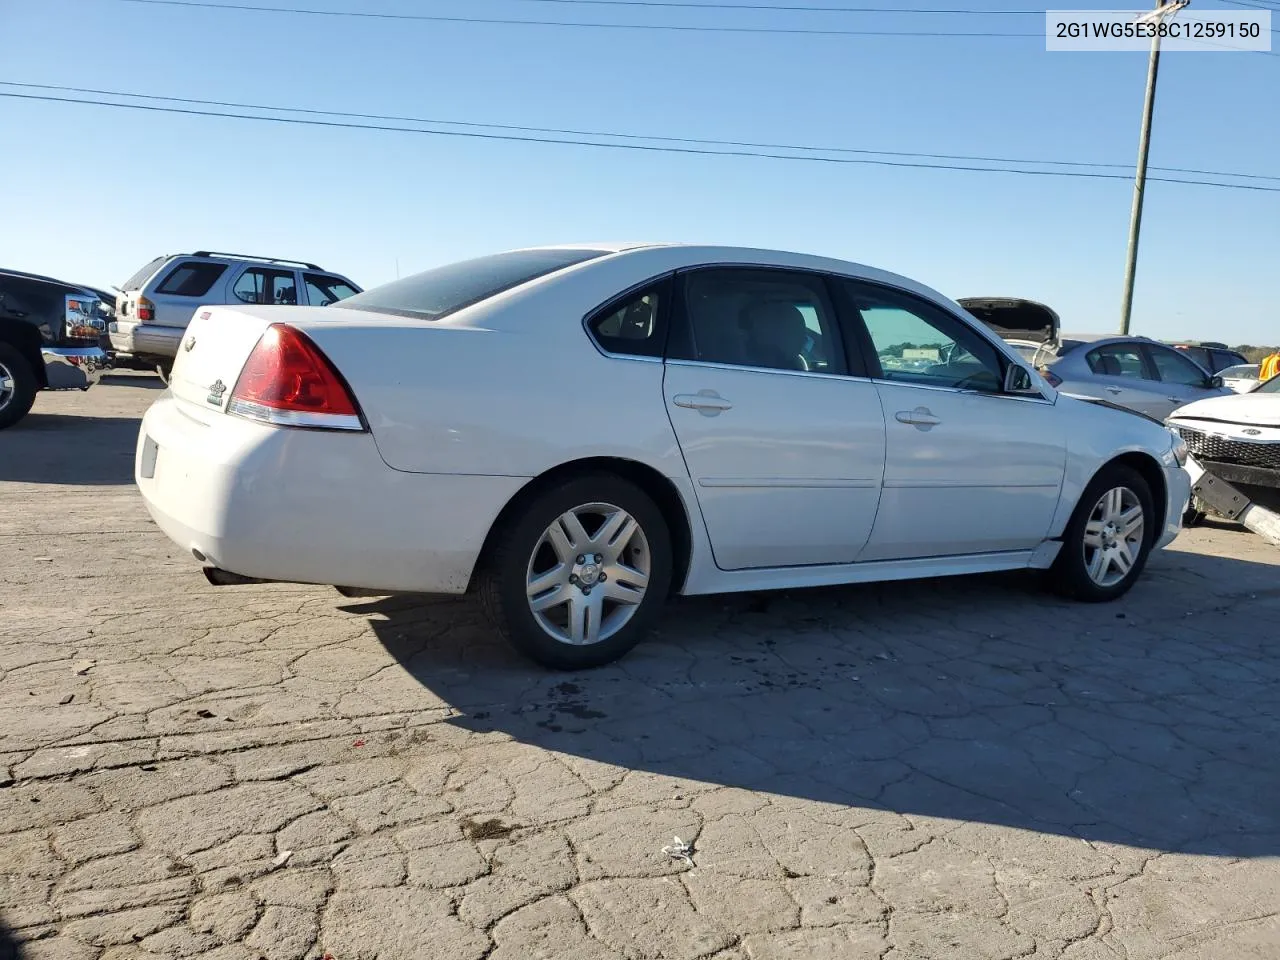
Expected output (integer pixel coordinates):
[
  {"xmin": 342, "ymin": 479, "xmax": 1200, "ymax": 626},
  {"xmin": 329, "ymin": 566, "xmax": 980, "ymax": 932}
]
[{"xmin": 0, "ymin": 269, "xmax": 110, "ymax": 429}]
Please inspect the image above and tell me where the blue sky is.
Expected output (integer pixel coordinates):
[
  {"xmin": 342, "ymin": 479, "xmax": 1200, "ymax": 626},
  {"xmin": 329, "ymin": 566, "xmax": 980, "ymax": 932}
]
[{"xmin": 1, "ymin": 0, "xmax": 1277, "ymax": 344}]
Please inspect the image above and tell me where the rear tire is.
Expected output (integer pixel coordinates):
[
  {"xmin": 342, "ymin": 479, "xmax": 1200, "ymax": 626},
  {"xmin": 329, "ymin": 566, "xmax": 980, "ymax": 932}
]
[
  {"xmin": 1048, "ymin": 464, "xmax": 1155, "ymax": 602},
  {"xmin": 0, "ymin": 342, "xmax": 38, "ymax": 430},
  {"xmin": 478, "ymin": 474, "xmax": 672, "ymax": 669}
]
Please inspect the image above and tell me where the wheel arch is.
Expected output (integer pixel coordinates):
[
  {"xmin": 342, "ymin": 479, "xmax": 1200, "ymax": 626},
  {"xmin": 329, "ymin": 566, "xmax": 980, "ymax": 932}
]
[
  {"xmin": 1090, "ymin": 451, "xmax": 1169, "ymax": 537},
  {"xmin": 469, "ymin": 456, "xmax": 695, "ymax": 595},
  {"xmin": 0, "ymin": 320, "xmax": 48, "ymax": 388}
]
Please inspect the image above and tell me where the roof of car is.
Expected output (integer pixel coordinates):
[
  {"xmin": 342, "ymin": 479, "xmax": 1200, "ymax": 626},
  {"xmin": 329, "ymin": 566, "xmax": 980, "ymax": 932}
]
[{"xmin": 0, "ymin": 268, "xmax": 96, "ymax": 293}]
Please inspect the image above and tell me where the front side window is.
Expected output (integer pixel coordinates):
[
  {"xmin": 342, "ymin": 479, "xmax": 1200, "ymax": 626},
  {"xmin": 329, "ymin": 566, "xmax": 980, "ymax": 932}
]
[
  {"xmin": 1086, "ymin": 345, "xmax": 1147, "ymax": 379},
  {"xmin": 340, "ymin": 248, "xmax": 607, "ymax": 320},
  {"xmin": 845, "ymin": 281, "xmax": 1002, "ymax": 392},
  {"xmin": 672, "ymin": 269, "xmax": 845, "ymax": 374},
  {"xmin": 233, "ymin": 269, "xmax": 296, "ymax": 305},
  {"xmin": 304, "ymin": 273, "xmax": 359, "ymax": 306},
  {"xmin": 155, "ymin": 262, "xmax": 226, "ymax": 298},
  {"xmin": 1148, "ymin": 346, "xmax": 1208, "ymax": 386}
]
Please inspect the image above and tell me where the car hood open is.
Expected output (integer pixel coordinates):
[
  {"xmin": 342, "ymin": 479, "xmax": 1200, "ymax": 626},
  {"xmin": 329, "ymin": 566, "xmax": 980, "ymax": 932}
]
[
  {"xmin": 1169, "ymin": 392, "xmax": 1280, "ymax": 428},
  {"xmin": 958, "ymin": 297, "xmax": 1059, "ymax": 345}
]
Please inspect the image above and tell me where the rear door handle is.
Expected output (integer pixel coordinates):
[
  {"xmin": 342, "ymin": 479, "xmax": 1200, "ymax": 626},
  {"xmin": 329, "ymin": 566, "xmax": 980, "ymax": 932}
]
[
  {"xmin": 895, "ymin": 408, "xmax": 941, "ymax": 427},
  {"xmin": 1167, "ymin": 396, "xmax": 1183, "ymax": 403},
  {"xmin": 1105, "ymin": 386, "xmax": 1123, "ymax": 395},
  {"xmin": 673, "ymin": 392, "xmax": 733, "ymax": 413}
]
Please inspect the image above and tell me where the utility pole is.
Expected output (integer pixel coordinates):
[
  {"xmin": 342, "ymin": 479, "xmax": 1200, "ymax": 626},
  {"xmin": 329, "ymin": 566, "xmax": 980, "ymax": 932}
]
[{"xmin": 1119, "ymin": 0, "xmax": 1189, "ymax": 335}]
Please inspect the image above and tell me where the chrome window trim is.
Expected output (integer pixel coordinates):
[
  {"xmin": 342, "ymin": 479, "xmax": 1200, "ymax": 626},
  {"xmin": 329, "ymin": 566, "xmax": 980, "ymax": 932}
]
[{"xmin": 662, "ymin": 357, "xmax": 874, "ymax": 385}]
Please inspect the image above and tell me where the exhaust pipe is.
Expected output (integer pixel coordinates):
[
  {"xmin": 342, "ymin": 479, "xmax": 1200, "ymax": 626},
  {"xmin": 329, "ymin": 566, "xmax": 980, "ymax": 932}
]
[{"xmin": 203, "ymin": 567, "xmax": 269, "ymax": 587}]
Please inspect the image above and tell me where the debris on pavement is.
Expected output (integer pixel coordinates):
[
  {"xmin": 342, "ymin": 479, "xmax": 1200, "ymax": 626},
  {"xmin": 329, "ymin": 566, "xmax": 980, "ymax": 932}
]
[
  {"xmin": 662, "ymin": 836, "xmax": 695, "ymax": 867},
  {"xmin": 272, "ymin": 849, "xmax": 293, "ymax": 868},
  {"xmin": 72, "ymin": 659, "xmax": 95, "ymax": 675}
]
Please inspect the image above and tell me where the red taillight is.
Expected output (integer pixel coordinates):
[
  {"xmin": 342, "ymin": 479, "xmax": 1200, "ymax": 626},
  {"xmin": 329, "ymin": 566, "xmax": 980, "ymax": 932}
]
[
  {"xmin": 227, "ymin": 324, "xmax": 364, "ymax": 431},
  {"xmin": 1042, "ymin": 369, "xmax": 1063, "ymax": 387},
  {"xmin": 136, "ymin": 296, "xmax": 155, "ymax": 322}
]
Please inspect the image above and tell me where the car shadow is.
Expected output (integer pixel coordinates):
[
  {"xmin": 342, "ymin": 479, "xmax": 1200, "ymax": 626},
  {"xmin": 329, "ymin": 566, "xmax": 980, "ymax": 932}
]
[
  {"xmin": 100, "ymin": 372, "xmax": 166, "ymax": 390},
  {"xmin": 0, "ymin": 412, "xmax": 140, "ymax": 485},
  {"xmin": 355, "ymin": 545, "xmax": 1280, "ymax": 859},
  {"xmin": 0, "ymin": 919, "xmax": 22, "ymax": 960}
]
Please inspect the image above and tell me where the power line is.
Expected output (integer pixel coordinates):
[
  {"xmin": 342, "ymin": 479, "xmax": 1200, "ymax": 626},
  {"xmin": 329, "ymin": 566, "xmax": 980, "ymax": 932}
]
[
  {"xmin": 108, "ymin": 0, "xmax": 1042, "ymax": 36},
  {"xmin": 6, "ymin": 89, "xmax": 1280, "ymax": 193},
  {"xmin": 1218, "ymin": 0, "xmax": 1280, "ymax": 11},
  {"xmin": 6, "ymin": 80, "xmax": 1278, "ymax": 184}
]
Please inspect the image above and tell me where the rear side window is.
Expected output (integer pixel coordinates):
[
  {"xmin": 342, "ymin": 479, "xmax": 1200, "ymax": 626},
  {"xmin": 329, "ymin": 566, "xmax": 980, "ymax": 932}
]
[
  {"xmin": 1086, "ymin": 345, "xmax": 1146, "ymax": 379},
  {"xmin": 122, "ymin": 256, "xmax": 168, "ymax": 291},
  {"xmin": 154, "ymin": 262, "xmax": 227, "ymax": 297},
  {"xmin": 587, "ymin": 280, "xmax": 669, "ymax": 358},
  {"xmin": 340, "ymin": 248, "xmax": 607, "ymax": 320}
]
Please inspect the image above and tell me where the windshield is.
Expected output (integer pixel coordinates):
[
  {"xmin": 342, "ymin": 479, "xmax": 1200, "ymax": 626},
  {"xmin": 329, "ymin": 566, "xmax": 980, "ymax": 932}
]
[{"xmin": 340, "ymin": 248, "xmax": 608, "ymax": 320}]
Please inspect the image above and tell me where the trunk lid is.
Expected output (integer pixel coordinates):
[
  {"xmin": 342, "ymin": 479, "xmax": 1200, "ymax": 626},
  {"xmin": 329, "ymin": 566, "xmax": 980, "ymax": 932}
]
[
  {"xmin": 167, "ymin": 306, "xmax": 276, "ymax": 414},
  {"xmin": 958, "ymin": 297, "xmax": 1060, "ymax": 346}
]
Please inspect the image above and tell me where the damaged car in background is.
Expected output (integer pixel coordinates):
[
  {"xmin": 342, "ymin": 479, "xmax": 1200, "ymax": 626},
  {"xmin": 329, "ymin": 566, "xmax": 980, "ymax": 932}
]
[{"xmin": 1169, "ymin": 375, "xmax": 1280, "ymax": 541}]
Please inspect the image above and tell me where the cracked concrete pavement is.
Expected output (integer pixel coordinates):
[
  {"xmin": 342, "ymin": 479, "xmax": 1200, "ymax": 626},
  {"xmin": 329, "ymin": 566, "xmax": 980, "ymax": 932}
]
[{"xmin": 1, "ymin": 377, "xmax": 1278, "ymax": 960}]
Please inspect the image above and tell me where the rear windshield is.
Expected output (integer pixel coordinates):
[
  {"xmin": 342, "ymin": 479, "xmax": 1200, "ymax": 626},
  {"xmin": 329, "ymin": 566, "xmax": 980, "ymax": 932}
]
[
  {"xmin": 340, "ymin": 249, "xmax": 608, "ymax": 320},
  {"xmin": 122, "ymin": 256, "xmax": 168, "ymax": 291},
  {"xmin": 155, "ymin": 261, "xmax": 227, "ymax": 297}
]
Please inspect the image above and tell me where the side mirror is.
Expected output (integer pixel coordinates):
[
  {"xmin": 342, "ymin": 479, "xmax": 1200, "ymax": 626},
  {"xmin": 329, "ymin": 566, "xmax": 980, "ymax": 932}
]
[
  {"xmin": 1003, "ymin": 363, "xmax": 1041, "ymax": 395},
  {"xmin": 1208, "ymin": 375, "xmax": 1224, "ymax": 389}
]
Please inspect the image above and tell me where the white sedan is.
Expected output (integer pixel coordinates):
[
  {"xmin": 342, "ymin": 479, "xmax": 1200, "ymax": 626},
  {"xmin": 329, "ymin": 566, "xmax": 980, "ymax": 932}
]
[{"xmin": 136, "ymin": 244, "xmax": 1190, "ymax": 668}]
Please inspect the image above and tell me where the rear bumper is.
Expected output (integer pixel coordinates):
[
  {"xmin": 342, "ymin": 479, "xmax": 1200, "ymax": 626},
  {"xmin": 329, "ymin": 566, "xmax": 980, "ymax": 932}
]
[
  {"xmin": 136, "ymin": 394, "xmax": 526, "ymax": 593},
  {"xmin": 41, "ymin": 346, "xmax": 109, "ymax": 390},
  {"xmin": 110, "ymin": 320, "xmax": 183, "ymax": 358}
]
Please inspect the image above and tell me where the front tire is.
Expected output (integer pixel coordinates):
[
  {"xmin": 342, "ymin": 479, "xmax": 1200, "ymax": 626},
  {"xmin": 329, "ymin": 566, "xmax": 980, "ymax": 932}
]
[
  {"xmin": 0, "ymin": 342, "xmax": 38, "ymax": 430},
  {"xmin": 478, "ymin": 474, "xmax": 673, "ymax": 669},
  {"xmin": 1049, "ymin": 464, "xmax": 1155, "ymax": 602}
]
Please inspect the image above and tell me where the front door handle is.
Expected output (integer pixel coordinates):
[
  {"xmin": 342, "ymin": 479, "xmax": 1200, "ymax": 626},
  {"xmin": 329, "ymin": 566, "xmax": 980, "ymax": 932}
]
[
  {"xmin": 1167, "ymin": 395, "xmax": 1183, "ymax": 403},
  {"xmin": 1105, "ymin": 386, "xmax": 1123, "ymax": 395},
  {"xmin": 673, "ymin": 392, "xmax": 733, "ymax": 413},
  {"xmin": 895, "ymin": 407, "xmax": 941, "ymax": 427}
]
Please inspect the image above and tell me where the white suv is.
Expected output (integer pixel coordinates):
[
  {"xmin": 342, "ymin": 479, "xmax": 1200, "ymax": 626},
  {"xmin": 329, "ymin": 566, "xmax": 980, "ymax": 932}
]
[{"xmin": 109, "ymin": 251, "xmax": 361, "ymax": 380}]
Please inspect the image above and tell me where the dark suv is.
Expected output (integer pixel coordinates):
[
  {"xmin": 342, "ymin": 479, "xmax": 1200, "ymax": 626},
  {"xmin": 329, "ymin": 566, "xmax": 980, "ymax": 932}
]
[
  {"xmin": 0, "ymin": 269, "xmax": 110, "ymax": 429},
  {"xmin": 1166, "ymin": 341, "xmax": 1247, "ymax": 374}
]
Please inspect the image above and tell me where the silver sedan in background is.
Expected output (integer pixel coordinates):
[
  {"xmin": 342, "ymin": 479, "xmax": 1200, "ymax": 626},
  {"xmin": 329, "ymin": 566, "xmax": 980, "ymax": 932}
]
[{"xmin": 1037, "ymin": 334, "xmax": 1232, "ymax": 421}]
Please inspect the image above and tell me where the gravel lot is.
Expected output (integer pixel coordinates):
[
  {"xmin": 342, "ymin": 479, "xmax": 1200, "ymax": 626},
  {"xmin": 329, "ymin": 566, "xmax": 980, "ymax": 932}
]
[{"xmin": 2, "ymin": 378, "xmax": 1278, "ymax": 960}]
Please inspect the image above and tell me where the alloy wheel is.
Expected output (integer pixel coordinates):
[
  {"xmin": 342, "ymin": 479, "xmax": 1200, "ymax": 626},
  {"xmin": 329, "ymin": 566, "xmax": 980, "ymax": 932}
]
[
  {"xmin": 525, "ymin": 501, "xmax": 652, "ymax": 646},
  {"xmin": 1082, "ymin": 486, "xmax": 1145, "ymax": 587},
  {"xmin": 0, "ymin": 361, "xmax": 13, "ymax": 412}
]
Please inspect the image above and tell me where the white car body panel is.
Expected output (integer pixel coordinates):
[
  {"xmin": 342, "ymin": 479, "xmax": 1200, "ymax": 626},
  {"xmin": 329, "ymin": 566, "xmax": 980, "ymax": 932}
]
[
  {"xmin": 137, "ymin": 394, "xmax": 524, "ymax": 593},
  {"xmin": 860, "ymin": 382, "xmax": 1066, "ymax": 560},
  {"xmin": 663, "ymin": 360, "xmax": 886, "ymax": 570},
  {"xmin": 1169, "ymin": 392, "xmax": 1280, "ymax": 429},
  {"xmin": 137, "ymin": 243, "xmax": 1189, "ymax": 598}
]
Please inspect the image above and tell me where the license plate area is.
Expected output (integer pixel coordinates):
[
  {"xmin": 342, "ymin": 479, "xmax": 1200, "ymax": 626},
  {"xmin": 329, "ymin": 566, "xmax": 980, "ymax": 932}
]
[{"xmin": 139, "ymin": 434, "xmax": 159, "ymax": 479}]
